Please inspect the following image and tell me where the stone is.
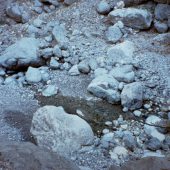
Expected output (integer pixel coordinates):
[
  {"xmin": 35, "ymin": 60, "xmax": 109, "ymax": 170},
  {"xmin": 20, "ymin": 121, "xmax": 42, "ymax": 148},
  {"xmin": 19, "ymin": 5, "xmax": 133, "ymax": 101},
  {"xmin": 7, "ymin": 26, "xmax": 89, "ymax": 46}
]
[
  {"xmin": 42, "ymin": 85, "xmax": 58, "ymax": 97},
  {"xmin": 109, "ymin": 157, "xmax": 170, "ymax": 170},
  {"xmin": 0, "ymin": 141, "xmax": 80, "ymax": 170},
  {"xmin": 87, "ymin": 75, "xmax": 120, "ymax": 104},
  {"xmin": 121, "ymin": 82, "xmax": 143, "ymax": 110},
  {"xmin": 109, "ymin": 65, "xmax": 135, "ymax": 83},
  {"xmin": 50, "ymin": 58, "xmax": 60, "ymax": 69},
  {"xmin": 0, "ymin": 76, "xmax": 4, "ymax": 84},
  {"xmin": 154, "ymin": 21, "xmax": 168, "ymax": 33},
  {"xmin": 69, "ymin": 65, "xmax": 80, "ymax": 76},
  {"xmin": 144, "ymin": 115, "xmax": 165, "ymax": 142},
  {"xmin": 30, "ymin": 106, "xmax": 94, "ymax": 157},
  {"xmin": 153, "ymin": 32, "xmax": 170, "ymax": 45},
  {"xmin": 96, "ymin": 0, "xmax": 111, "ymax": 15},
  {"xmin": 154, "ymin": 4, "xmax": 170, "ymax": 21},
  {"xmin": 101, "ymin": 132, "xmax": 114, "ymax": 142},
  {"xmin": 53, "ymin": 45, "xmax": 62, "ymax": 58},
  {"xmin": 52, "ymin": 22, "xmax": 68, "ymax": 44},
  {"xmin": 25, "ymin": 67, "xmax": 42, "ymax": 83},
  {"xmin": 112, "ymin": 146, "xmax": 128, "ymax": 157},
  {"xmin": 4, "ymin": 76, "xmax": 18, "ymax": 86},
  {"xmin": 78, "ymin": 61, "xmax": 90, "ymax": 74},
  {"xmin": 0, "ymin": 67, "xmax": 6, "ymax": 76},
  {"xmin": 164, "ymin": 135, "xmax": 170, "ymax": 147},
  {"xmin": 123, "ymin": 132, "xmax": 137, "ymax": 151},
  {"xmin": 88, "ymin": 58, "xmax": 98, "ymax": 71},
  {"xmin": 0, "ymin": 38, "xmax": 42, "ymax": 70},
  {"xmin": 145, "ymin": 137, "xmax": 162, "ymax": 151},
  {"xmin": 133, "ymin": 110, "xmax": 142, "ymax": 117},
  {"xmin": 41, "ymin": 48, "xmax": 53, "ymax": 59},
  {"xmin": 107, "ymin": 41, "xmax": 135, "ymax": 65},
  {"xmin": 109, "ymin": 8, "xmax": 152, "ymax": 30},
  {"xmin": 6, "ymin": 3, "xmax": 22, "ymax": 22},
  {"xmin": 105, "ymin": 25, "xmax": 123, "ymax": 43}
]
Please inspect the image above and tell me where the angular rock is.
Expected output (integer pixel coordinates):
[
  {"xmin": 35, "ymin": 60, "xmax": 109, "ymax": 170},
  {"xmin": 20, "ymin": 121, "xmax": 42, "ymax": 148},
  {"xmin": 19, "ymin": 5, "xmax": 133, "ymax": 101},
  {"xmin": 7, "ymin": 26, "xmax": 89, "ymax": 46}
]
[
  {"xmin": 109, "ymin": 8, "xmax": 152, "ymax": 29},
  {"xmin": 87, "ymin": 75, "xmax": 120, "ymax": 104},
  {"xmin": 154, "ymin": 4, "xmax": 170, "ymax": 21},
  {"xmin": 123, "ymin": 132, "xmax": 137, "ymax": 151},
  {"xmin": 107, "ymin": 41, "xmax": 135, "ymax": 65},
  {"xmin": 50, "ymin": 58, "xmax": 60, "ymax": 69},
  {"xmin": 78, "ymin": 61, "xmax": 90, "ymax": 74},
  {"xmin": 145, "ymin": 137, "xmax": 162, "ymax": 151},
  {"xmin": 96, "ymin": 0, "xmax": 111, "ymax": 15},
  {"xmin": 30, "ymin": 106, "xmax": 94, "ymax": 157},
  {"xmin": 105, "ymin": 25, "xmax": 123, "ymax": 43},
  {"xmin": 25, "ymin": 67, "xmax": 42, "ymax": 83},
  {"xmin": 109, "ymin": 65, "xmax": 135, "ymax": 83},
  {"xmin": 0, "ymin": 141, "xmax": 80, "ymax": 170},
  {"xmin": 42, "ymin": 85, "xmax": 58, "ymax": 97},
  {"xmin": 69, "ymin": 65, "xmax": 80, "ymax": 76},
  {"xmin": 144, "ymin": 115, "xmax": 165, "ymax": 142},
  {"xmin": 154, "ymin": 21, "xmax": 168, "ymax": 33},
  {"xmin": 121, "ymin": 82, "xmax": 143, "ymax": 110},
  {"xmin": 0, "ymin": 38, "xmax": 42, "ymax": 70},
  {"xmin": 52, "ymin": 22, "xmax": 68, "ymax": 44}
]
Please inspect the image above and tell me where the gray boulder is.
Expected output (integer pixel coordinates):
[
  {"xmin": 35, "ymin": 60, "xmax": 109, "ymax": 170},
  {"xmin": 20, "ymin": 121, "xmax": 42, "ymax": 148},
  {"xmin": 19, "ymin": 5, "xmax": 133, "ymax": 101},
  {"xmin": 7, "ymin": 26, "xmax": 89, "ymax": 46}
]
[
  {"xmin": 105, "ymin": 25, "xmax": 123, "ymax": 43},
  {"xmin": 87, "ymin": 75, "xmax": 120, "ymax": 104},
  {"xmin": 107, "ymin": 41, "xmax": 135, "ymax": 65},
  {"xmin": 155, "ymin": 4, "xmax": 170, "ymax": 21},
  {"xmin": 145, "ymin": 137, "xmax": 162, "ymax": 151},
  {"xmin": 30, "ymin": 106, "xmax": 94, "ymax": 157},
  {"xmin": 0, "ymin": 141, "xmax": 80, "ymax": 170},
  {"xmin": 96, "ymin": 0, "xmax": 111, "ymax": 15},
  {"xmin": 0, "ymin": 38, "xmax": 42, "ymax": 70},
  {"xmin": 25, "ymin": 67, "xmax": 42, "ymax": 83},
  {"xmin": 109, "ymin": 8, "xmax": 152, "ymax": 29},
  {"xmin": 121, "ymin": 82, "xmax": 143, "ymax": 110},
  {"xmin": 109, "ymin": 65, "xmax": 135, "ymax": 83}
]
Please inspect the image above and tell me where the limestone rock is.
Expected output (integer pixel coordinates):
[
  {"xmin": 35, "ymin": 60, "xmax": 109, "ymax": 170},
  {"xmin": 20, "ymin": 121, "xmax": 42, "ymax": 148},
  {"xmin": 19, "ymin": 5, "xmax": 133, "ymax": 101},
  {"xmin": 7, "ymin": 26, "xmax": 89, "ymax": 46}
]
[{"xmin": 30, "ymin": 106, "xmax": 94, "ymax": 157}]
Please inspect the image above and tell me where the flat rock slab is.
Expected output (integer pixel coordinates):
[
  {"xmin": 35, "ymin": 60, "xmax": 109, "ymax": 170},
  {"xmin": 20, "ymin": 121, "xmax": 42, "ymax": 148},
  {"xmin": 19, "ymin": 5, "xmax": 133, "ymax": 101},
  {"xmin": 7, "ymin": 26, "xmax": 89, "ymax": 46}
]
[{"xmin": 0, "ymin": 141, "xmax": 80, "ymax": 170}]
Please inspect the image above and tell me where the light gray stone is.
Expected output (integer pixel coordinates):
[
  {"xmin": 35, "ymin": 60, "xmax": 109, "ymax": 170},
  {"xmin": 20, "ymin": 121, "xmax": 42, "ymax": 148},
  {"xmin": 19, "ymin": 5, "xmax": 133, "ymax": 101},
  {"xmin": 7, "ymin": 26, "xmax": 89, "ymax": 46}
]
[
  {"xmin": 109, "ymin": 8, "xmax": 152, "ymax": 29},
  {"xmin": 0, "ymin": 38, "xmax": 41, "ymax": 70},
  {"xmin": 109, "ymin": 65, "xmax": 135, "ymax": 83},
  {"xmin": 69, "ymin": 65, "xmax": 80, "ymax": 76},
  {"xmin": 25, "ymin": 67, "xmax": 42, "ymax": 83},
  {"xmin": 30, "ymin": 106, "xmax": 94, "ymax": 157},
  {"xmin": 154, "ymin": 21, "xmax": 168, "ymax": 33},
  {"xmin": 107, "ymin": 41, "xmax": 135, "ymax": 65},
  {"xmin": 96, "ymin": 0, "xmax": 111, "ymax": 15},
  {"xmin": 87, "ymin": 75, "xmax": 120, "ymax": 104},
  {"xmin": 50, "ymin": 58, "xmax": 60, "ymax": 69},
  {"xmin": 78, "ymin": 61, "xmax": 90, "ymax": 74},
  {"xmin": 121, "ymin": 82, "xmax": 143, "ymax": 110},
  {"xmin": 105, "ymin": 25, "xmax": 123, "ymax": 43},
  {"xmin": 42, "ymin": 85, "xmax": 58, "ymax": 97}
]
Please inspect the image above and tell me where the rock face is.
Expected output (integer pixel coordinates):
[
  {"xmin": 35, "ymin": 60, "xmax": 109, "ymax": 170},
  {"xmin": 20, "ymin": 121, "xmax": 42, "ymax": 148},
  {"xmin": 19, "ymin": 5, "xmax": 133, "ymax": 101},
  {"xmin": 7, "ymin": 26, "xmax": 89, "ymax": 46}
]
[
  {"xmin": 87, "ymin": 75, "xmax": 120, "ymax": 104},
  {"xmin": 0, "ymin": 141, "xmax": 80, "ymax": 170},
  {"xmin": 0, "ymin": 38, "xmax": 42, "ymax": 70},
  {"xmin": 109, "ymin": 8, "xmax": 152, "ymax": 29},
  {"xmin": 107, "ymin": 41, "xmax": 135, "ymax": 65},
  {"xmin": 121, "ymin": 82, "xmax": 143, "ymax": 110},
  {"xmin": 109, "ymin": 157, "xmax": 170, "ymax": 170},
  {"xmin": 30, "ymin": 106, "xmax": 94, "ymax": 157}
]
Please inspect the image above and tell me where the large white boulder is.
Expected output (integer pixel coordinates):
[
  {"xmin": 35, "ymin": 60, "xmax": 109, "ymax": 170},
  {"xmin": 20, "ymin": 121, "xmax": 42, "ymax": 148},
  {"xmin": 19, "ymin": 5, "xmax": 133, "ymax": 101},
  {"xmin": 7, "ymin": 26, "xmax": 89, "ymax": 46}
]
[
  {"xmin": 30, "ymin": 106, "xmax": 94, "ymax": 157},
  {"xmin": 109, "ymin": 8, "xmax": 152, "ymax": 30}
]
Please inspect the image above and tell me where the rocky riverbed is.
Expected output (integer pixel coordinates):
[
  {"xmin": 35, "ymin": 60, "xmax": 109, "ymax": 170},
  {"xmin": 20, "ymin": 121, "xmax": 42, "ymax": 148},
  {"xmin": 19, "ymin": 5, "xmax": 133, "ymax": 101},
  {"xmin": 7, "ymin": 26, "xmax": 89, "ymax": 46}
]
[{"xmin": 0, "ymin": 0, "xmax": 170, "ymax": 170}]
